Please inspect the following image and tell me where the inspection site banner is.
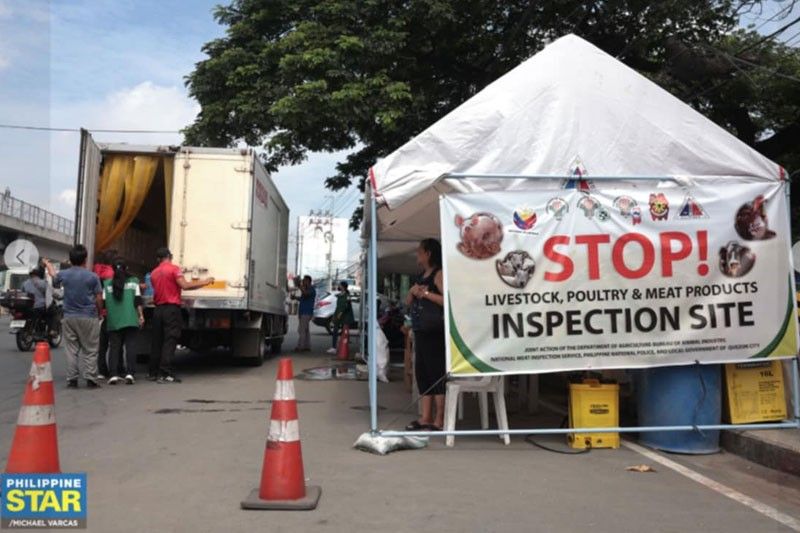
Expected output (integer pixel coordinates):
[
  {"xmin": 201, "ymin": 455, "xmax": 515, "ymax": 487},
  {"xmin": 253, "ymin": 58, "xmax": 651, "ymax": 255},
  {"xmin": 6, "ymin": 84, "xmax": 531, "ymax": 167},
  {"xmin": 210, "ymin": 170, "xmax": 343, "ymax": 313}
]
[{"xmin": 440, "ymin": 182, "xmax": 798, "ymax": 375}]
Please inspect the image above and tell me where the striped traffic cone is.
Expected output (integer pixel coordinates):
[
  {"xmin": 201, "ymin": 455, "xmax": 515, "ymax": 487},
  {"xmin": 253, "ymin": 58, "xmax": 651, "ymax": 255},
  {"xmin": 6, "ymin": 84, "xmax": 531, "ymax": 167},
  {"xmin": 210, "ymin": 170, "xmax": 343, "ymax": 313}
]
[
  {"xmin": 5, "ymin": 342, "xmax": 60, "ymax": 473},
  {"xmin": 241, "ymin": 358, "xmax": 321, "ymax": 510},
  {"xmin": 336, "ymin": 325, "xmax": 350, "ymax": 361}
]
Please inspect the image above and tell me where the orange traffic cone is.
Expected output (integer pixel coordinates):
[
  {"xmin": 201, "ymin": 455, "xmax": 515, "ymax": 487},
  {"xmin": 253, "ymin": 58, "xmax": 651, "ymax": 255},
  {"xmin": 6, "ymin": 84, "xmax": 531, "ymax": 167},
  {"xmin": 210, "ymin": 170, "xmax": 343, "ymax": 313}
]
[
  {"xmin": 5, "ymin": 342, "xmax": 60, "ymax": 473},
  {"xmin": 241, "ymin": 358, "xmax": 321, "ymax": 510},
  {"xmin": 336, "ymin": 325, "xmax": 350, "ymax": 361}
]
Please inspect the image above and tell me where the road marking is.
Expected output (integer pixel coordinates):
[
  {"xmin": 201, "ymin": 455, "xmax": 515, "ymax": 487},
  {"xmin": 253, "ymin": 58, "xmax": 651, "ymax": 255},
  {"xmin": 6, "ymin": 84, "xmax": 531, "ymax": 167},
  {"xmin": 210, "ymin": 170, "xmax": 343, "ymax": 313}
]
[{"xmin": 623, "ymin": 440, "xmax": 800, "ymax": 532}]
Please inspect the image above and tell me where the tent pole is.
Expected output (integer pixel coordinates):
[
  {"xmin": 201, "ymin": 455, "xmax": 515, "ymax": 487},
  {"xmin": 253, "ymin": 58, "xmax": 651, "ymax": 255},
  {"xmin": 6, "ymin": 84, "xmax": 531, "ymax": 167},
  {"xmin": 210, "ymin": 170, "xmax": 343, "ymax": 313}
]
[
  {"xmin": 359, "ymin": 247, "xmax": 367, "ymax": 364},
  {"xmin": 368, "ymin": 182, "xmax": 379, "ymax": 433},
  {"xmin": 793, "ymin": 357, "xmax": 800, "ymax": 422},
  {"xmin": 783, "ymin": 179, "xmax": 800, "ymax": 423}
]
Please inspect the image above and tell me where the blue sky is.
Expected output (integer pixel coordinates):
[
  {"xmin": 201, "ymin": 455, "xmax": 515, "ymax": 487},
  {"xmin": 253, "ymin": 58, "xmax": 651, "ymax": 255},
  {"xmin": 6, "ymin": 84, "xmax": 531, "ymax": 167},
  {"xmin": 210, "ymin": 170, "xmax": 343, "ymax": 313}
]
[{"xmin": 0, "ymin": 0, "xmax": 796, "ymax": 268}]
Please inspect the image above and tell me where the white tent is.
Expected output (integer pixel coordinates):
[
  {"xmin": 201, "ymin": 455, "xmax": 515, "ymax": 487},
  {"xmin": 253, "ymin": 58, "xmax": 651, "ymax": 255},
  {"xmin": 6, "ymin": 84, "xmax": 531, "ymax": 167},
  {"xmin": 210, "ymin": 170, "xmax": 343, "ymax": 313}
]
[
  {"xmin": 361, "ymin": 33, "xmax": 794, "ymax": 436},
  {"xmin": 366, "ymin": 34, "xmax": 783, "ymax": 273}
]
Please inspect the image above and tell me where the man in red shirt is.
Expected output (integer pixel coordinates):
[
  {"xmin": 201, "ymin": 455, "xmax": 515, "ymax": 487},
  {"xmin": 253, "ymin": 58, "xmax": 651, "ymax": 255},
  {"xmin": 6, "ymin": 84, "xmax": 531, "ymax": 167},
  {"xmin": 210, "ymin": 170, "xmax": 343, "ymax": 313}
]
[{"xmin": 148, "ymin": 247, "xmax": 214, "ymax": 383}]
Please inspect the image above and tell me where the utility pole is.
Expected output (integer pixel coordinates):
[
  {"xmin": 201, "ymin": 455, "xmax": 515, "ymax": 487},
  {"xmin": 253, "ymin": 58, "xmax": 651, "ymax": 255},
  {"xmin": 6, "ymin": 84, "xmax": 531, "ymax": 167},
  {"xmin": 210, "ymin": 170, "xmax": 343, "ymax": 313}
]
[{"xmin": 325, "ymin": 195, "xmax": 335, "ymax": 292}]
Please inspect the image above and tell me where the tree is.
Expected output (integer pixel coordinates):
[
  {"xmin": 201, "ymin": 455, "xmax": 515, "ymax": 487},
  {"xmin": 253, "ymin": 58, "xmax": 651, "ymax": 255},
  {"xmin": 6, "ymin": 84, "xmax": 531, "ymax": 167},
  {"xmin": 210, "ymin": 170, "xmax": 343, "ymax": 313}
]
[{"xmin": 185, "ymin": 0, "xmax": 800, "ymax": 229}]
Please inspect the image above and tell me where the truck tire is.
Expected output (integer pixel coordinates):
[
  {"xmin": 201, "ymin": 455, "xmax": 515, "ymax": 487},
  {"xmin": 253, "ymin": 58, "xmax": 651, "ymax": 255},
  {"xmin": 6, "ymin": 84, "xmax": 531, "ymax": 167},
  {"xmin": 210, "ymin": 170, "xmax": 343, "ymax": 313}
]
[{"xmin": 232, "ymin": 328, "xmax": 265, "ymax": 367}]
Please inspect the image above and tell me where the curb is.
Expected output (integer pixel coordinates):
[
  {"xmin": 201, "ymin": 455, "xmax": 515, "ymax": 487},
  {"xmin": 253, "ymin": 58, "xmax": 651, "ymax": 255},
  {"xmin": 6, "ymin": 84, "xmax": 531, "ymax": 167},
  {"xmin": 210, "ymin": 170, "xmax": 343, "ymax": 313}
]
[{"xmin": 721, "ymin": 430, "xmax": 800, "ymax": 476}]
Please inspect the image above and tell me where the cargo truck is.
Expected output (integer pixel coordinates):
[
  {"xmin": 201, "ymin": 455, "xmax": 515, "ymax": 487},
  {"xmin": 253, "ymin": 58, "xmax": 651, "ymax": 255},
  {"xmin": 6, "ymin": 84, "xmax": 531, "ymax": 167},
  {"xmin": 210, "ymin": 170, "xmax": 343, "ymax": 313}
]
[{"xmin": 74, "ymin": 130, "xmax": 288, "ymax": 364}]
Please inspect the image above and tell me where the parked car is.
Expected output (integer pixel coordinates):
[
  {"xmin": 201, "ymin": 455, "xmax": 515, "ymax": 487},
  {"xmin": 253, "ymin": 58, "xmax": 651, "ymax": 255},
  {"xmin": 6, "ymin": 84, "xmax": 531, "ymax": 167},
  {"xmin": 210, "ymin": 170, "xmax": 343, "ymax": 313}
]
[{"xmin": 313, "ymin": 290, "xmax": 391, "ymax": 334}]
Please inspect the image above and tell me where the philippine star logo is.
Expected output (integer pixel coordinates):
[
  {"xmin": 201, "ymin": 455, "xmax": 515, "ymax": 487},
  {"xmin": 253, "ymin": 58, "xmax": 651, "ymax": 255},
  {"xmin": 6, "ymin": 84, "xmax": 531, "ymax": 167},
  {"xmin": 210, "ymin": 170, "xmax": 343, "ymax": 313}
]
[
  {"xmin": 512, "ymin": 208, "xmax": 537, "ymax": 231},
  {"xmin": 1, "ymin": 473, "xmax": 87, "ymax": 529}
]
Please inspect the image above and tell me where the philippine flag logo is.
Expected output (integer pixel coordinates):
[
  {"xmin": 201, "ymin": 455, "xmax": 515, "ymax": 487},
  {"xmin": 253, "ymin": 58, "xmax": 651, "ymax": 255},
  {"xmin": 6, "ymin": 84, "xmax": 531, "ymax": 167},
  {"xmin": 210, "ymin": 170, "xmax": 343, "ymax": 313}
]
[{"xmin": 513, "ymin": 208, "xmax": 537, "ymax": 230}]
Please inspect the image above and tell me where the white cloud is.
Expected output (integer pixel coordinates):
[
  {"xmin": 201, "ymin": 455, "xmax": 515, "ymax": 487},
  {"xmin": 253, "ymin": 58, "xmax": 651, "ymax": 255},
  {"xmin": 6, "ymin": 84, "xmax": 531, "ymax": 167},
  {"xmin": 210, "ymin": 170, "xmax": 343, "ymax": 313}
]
[
  {"xmin": 0, "ymin": 52, "xmax": 8, "ymax": 70},
  {"xmin": 44, "ymin": 81, "xmax": 199, "ymax": 217},
  {"xmin": 60, "ymin": 81, "xmax": 199, "ymax": 140},
  {"xmin": 57, "ymin": 188, "xmax": 76, "ymax": 206}
]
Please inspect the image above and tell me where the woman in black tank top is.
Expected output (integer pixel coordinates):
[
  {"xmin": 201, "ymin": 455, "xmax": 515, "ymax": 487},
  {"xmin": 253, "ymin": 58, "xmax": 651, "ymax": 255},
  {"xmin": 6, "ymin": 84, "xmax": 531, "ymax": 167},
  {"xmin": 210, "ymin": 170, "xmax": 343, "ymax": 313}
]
[{"xmin": 405, "ymin": 239, "xmax": 446, "ymax": 431}]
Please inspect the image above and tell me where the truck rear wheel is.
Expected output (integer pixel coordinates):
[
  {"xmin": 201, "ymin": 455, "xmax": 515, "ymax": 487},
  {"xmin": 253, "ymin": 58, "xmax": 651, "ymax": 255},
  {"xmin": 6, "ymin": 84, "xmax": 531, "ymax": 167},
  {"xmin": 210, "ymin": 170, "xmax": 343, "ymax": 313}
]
[{"xmin": 232, "ymin": 327, "xmax": 265, "ymax": 366}]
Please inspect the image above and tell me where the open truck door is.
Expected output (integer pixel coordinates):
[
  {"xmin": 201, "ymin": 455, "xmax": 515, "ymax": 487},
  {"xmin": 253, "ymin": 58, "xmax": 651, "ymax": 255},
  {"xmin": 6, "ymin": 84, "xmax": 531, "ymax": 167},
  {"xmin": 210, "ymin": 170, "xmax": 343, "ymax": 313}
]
[{"xmin": 74, "ymin": 129, "xmax": 101, "ymax": 267}]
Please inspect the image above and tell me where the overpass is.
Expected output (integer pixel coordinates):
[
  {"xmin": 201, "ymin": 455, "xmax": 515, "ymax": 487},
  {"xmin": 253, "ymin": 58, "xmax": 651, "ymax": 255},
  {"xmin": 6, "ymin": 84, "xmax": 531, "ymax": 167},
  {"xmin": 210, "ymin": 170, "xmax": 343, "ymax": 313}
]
[{"xmin": 0, "ymin": 193, "xmax": 73, "ymax": 266}]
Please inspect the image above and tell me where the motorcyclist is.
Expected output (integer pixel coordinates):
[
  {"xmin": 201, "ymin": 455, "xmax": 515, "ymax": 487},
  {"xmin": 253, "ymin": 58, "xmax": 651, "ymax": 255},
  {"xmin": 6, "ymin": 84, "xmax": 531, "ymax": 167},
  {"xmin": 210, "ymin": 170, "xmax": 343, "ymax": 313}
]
[{"xmin": 21, "ymin": 266, "xmax": 55, "ymax": 336}]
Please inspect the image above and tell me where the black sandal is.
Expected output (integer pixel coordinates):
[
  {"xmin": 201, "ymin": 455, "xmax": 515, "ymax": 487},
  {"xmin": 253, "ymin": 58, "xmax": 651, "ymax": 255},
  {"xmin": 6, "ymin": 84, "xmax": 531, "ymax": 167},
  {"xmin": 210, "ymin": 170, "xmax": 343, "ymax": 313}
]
[
  {"xmin": 405, "ymin": 420, "xmax": 424, "ymax": 430},
  {"xmin": 423, "ymin": 424, "xmax": 442, "ymax": 432}
]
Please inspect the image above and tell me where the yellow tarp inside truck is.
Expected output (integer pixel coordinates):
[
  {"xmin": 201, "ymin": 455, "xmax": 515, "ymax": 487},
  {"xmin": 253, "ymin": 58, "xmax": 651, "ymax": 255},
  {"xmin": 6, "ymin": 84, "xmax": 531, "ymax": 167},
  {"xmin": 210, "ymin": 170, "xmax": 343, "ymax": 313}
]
[{"xmin": 94, "ymin": 154, "xmax": 172, "ymax": 274}]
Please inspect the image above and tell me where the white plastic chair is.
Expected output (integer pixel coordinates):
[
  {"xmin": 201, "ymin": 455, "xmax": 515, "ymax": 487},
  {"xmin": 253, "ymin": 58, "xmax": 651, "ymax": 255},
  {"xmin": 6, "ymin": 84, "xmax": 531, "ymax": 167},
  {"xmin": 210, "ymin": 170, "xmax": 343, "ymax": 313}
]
[{"xmin": 444, "ymin": 376, "xmax": 510, "ymax": 447}]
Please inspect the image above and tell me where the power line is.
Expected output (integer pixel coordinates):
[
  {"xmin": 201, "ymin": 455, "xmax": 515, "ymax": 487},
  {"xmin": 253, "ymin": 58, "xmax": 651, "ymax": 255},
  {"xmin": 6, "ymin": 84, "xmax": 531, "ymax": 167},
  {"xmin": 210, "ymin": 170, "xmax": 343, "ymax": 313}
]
[
  {"xmin": 334, "ymin": 197, "xmax": 361, "ymax": 219},
  {"xmin": 726, "ymin": 51, "xmax": 800, "ymax": 83},
  {"xmin": 334, "ymin": 199, "xmax": 359, "ymax": 219},
  {"xmin": 306, "ymin": 186, "xmax": 349, "ymax": 217},
  {"xmin": 333, "ymin": 189, "xmax": 360, "ymax": 217},
  {"xmin": 738, "ymin": 14, "xmax": 800, "ymax": 55},
  {"xmin": 700, "ymin": 42, "xmax": 800, "ymax": 85},
  {"xmin": 782, "ymin": 28, "xmax": 800, "ymax": 46},
  {"xmin": 686, "ymin": 20, "xmax": 800, "ymax": 102},
  {"xmin": 747, "ymin": 1, "xmax": 795, "ymax": 33},
  {"xmin": 0, "ymin": 123, "xmax": 182, "ymax": 134}
]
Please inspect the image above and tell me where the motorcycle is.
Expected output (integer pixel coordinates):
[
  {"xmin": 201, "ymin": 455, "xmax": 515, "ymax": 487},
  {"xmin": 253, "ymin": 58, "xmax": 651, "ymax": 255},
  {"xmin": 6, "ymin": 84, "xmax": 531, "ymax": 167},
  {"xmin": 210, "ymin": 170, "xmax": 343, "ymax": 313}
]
[{"xmin": 0, "ymin": 290, "xmax": 62, "ymax": 351}]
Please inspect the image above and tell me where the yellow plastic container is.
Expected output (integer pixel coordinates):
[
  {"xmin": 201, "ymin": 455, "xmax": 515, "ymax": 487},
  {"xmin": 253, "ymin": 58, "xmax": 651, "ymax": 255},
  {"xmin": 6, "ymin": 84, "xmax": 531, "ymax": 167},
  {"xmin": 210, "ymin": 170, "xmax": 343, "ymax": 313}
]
[
  {"xmin": 724, "ymin": 360, "xmax": 787, "ymax": 424},
  {"xmin": 568, "ymin": 380, "xmax": 620, "ymax": 449}
]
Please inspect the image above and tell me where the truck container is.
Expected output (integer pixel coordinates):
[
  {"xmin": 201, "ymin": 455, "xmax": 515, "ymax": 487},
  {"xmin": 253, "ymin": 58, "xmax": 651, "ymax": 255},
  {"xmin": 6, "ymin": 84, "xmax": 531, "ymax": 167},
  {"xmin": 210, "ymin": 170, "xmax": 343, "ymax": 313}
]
[{"xmin": 74, "ymin": 130, "xmax": 288, "ymax": 364}]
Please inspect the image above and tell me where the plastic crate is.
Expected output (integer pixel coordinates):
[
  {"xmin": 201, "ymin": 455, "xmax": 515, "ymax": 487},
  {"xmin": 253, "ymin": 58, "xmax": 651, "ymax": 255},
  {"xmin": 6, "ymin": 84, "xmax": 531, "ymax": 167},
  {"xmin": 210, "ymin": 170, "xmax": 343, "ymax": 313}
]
[
  {"xmin": 724, "ymin": 360, "xmax": 787, "ymax": 424},
  {"xmin": 568, "ymin": 379, "xmax": 620, "ymax": 449}
]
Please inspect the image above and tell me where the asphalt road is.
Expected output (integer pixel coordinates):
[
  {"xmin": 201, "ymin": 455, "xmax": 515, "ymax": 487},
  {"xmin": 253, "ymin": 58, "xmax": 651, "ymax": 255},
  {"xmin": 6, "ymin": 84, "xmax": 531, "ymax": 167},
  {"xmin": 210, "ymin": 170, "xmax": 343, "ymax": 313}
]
[{"xmin": 1, "ymin": 316, "xmax": 800, "ymax": 532}]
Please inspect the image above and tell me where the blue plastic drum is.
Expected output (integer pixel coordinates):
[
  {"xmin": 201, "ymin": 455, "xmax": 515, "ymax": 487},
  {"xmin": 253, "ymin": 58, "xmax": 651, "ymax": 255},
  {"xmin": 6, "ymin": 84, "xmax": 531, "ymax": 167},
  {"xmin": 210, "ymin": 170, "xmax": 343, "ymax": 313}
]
[{"xmin": 636, "ymin": 364, "xmax": 722, "ymax": 454}]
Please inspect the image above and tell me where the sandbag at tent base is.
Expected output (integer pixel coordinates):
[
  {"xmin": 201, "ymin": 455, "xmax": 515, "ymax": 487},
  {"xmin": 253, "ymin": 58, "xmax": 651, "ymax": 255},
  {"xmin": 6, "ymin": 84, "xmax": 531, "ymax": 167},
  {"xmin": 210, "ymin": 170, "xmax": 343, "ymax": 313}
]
[{"xmin": 353, "ymin": 432, "xmax": 428, "ymax": 455}]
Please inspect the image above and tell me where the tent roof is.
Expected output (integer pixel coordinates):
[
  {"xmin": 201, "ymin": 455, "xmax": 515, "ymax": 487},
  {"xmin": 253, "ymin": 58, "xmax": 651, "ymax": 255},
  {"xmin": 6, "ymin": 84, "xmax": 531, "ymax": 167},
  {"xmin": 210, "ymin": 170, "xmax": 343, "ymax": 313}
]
[{"xmin": 367, "ymin": 34, "xmax": 783, "ymax": 273}]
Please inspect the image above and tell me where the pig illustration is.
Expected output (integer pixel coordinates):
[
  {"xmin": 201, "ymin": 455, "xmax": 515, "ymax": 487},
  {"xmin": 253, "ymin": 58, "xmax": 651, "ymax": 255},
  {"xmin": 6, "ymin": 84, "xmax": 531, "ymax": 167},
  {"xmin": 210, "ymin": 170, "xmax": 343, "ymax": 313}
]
[
  {"xmin": 719, "ymin": 241, "xmax": 756, "ymax": 278},
  {"xmin": 454, "ymin": 212, "xmax": 504, "ymax": 260},
  {"xmin": 735, "ymin": 195, "xmax": 776, "ymax": 240}
]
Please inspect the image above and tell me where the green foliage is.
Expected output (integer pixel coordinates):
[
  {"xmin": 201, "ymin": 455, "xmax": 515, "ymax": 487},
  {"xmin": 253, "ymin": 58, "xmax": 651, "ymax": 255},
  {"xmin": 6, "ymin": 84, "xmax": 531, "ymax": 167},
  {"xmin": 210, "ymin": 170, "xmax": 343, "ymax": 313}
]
[{"xmin": 185, "ymin": 0, "xmax": 800, "ymax": 230}]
